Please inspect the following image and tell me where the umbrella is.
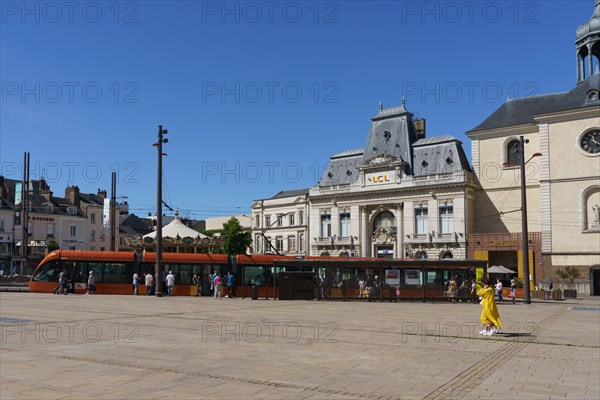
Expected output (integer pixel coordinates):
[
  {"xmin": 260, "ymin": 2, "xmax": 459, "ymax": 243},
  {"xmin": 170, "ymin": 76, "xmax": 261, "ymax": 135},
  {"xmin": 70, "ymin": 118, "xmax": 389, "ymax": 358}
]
[{"xmin": 487, "ymin": 265, "xmax": 516, "ymax": 274}]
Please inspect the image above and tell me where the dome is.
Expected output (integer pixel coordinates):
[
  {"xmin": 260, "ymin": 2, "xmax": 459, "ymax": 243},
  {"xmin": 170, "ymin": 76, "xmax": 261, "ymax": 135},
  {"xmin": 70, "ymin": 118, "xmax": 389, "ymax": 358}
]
[{"xmin": 576, "ymin": 0, "xmax": 600, "ymax": 42}]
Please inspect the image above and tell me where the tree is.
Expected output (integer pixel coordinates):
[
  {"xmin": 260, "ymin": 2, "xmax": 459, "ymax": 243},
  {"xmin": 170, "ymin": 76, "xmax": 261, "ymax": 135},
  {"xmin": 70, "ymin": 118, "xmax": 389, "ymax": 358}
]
[{"xmin": 221, "ymin": 217, "xmax": 252, "ymax": 255}]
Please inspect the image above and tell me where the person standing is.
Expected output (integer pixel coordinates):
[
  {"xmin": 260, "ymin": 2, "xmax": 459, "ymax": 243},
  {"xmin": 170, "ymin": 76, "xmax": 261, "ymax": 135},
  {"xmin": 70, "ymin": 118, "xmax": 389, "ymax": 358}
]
[
  {"xmin": 213, "ymin": 273, "xmax": 222, "ymax": 300},
  {"xmin": 86, "ymin": 271, "xmax": 96, "ymax": 295},
  {"xmin": 132, "ymin": 272, "xmax": 140, "ymax": 295},
  {"xmin": 495, "ymin": 278, "xmax": 504, "ymax": 303},
  {"xmin": 145, "ymin": 272, "xmax": 155, "ymax": 296},
  {"xmin": 193, "ymin": 273, "xmax": 201, "ymax": 297},
  {"xmin": 448, "ymin": 276, "xmax": 458, "ymax": 303},
  {"xmin": 477, "ymin": 278, "xmax": 502, "ymax": 336},
  {"xmin": 166, "ymin": 271, "xmax": 175, "ymax": 296}
]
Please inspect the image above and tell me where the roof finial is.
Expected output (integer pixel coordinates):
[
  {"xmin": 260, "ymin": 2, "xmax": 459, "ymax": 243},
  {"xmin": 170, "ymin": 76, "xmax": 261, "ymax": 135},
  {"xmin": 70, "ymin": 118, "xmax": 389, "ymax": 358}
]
[
  {"xmin": 401, "ymin": 96, "xmax": 406, "ymax": 108},
  {"xmin": 175, "ymin": 208, "xmax": 179, "ymax": 218},
  {"xmin": 379, "ymin": 100, "xmax": 383, "ymax": 112}
]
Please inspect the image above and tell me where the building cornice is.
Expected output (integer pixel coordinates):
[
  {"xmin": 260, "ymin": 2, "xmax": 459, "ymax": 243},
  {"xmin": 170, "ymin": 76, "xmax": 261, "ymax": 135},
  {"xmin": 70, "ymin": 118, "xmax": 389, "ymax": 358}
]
[
  {"xmin": 534, "ymin": 106, "xmax": 600, "ymax": 124},
  {"xmin": 466, "ymin": 123, "xmax": 539, "ymax": 140}
]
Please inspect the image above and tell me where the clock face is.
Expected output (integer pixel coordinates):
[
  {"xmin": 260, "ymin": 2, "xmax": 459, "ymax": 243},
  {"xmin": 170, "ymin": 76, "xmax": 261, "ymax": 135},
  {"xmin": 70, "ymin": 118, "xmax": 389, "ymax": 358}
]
[{"xmin": 580, "ymin": 129, "xmax": 600, "ymax": 154}]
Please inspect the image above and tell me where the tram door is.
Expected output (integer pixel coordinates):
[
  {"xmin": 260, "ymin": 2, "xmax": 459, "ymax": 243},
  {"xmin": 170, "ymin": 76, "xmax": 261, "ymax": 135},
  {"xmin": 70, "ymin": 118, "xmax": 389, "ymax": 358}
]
[{"xmin": 377, "ymin": 246, "xmax": 394, "ymax": 259}]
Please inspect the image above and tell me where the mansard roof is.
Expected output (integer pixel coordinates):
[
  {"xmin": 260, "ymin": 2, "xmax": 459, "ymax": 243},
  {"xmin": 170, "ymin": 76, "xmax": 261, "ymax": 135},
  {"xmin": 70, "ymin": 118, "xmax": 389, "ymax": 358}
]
[
  {"xmin": 270, "ymin": 188, "xmax": 310, "ymax": 199},
  {"xmin": 468, "ymin": 73, "xmax": 600, "ymax": 133},
  {"xmin": 318, "ymin": 150, "xmax": 363, "ymax": 187},
  {"xmin": 412, "ymin": 136, "xmax": 472, "ymax": 176}
]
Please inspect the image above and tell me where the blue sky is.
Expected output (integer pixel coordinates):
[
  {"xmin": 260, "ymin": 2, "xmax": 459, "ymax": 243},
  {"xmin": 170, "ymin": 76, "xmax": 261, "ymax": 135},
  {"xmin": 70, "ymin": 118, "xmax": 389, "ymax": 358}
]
[{"xmin": 0, "ymin": 0, "xmax": 594, "ymax": 220}]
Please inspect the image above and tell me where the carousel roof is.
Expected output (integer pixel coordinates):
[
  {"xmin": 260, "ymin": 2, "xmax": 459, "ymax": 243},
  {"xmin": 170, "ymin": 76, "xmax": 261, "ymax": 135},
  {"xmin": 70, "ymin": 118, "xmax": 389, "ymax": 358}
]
[{"xmin": 143, "ymin": 217, "xmax": 208, "ymax": 240}]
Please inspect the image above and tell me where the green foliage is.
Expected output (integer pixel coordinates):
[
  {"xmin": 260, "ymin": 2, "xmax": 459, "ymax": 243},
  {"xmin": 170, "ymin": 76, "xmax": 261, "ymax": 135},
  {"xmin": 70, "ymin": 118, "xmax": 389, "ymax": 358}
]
[
  {"xmin": 198, "ymin": 229, "xmax": 215, "ymax": 237},
  {"xmin": 220, "ymin": 217, "xmax": 252, "ymax": 255}
]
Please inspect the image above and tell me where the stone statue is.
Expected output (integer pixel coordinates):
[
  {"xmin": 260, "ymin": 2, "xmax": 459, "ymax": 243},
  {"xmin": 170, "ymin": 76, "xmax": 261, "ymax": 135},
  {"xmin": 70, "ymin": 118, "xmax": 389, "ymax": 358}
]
[{"xmin": 593, "ymin": 204, "xmax": 600, "ymax": 224}]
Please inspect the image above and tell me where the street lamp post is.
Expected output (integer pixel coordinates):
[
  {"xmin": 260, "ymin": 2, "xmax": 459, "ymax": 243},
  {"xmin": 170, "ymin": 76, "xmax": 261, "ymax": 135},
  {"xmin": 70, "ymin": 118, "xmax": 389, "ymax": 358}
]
[
  {"xmin": 153, "ymin": 125, "xmax": 168, "ymax": 296},
  {"xmin": 505, "ymin": 136, "xmax": 541, "ymax": 304}
]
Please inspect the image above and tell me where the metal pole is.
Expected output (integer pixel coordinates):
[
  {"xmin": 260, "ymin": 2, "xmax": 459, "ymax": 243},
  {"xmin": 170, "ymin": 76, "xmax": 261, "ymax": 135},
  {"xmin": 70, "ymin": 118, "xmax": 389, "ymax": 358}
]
[
  {"xmin": 520, "ymin": 136, "xmax": 531, "ymax": 304},
  {"xmin": 110, "ymin": 172, "xmax": 116, "ymax": 251},
  {"xmin": 154, "ymin": 125, "xmax": 167, "ymax": 296}
]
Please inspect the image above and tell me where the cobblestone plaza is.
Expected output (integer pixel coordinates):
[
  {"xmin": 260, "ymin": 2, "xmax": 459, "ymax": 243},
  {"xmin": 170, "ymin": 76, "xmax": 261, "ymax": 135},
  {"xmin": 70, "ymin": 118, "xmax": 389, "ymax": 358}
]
[{"xmin": 1, "ymin": 293, "xmax": 599, "ymax": 399}]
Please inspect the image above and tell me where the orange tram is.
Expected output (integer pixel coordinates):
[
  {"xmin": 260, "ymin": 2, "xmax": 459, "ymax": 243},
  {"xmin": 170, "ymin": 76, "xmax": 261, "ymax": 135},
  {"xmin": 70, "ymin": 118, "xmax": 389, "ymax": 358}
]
[{"xmin": 30, "ymin": 250, "xmax": 487, "ymax": 301}]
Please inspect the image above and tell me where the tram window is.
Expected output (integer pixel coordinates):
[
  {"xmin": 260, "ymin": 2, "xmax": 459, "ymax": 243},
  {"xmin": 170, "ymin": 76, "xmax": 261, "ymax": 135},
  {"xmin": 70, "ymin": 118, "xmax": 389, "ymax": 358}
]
[
  {"xmin": 74, "ymin": 262, "xmax": 88, "ymax": 283},
  {"xmin": 103, "ymin": 262, "xmax": 130, "ymax": 283},
  {"xmin": 177, "ymin": 264, "xmax": 192, "ymax": 284},
  {"xmin": 32, "ymin": 261, "xmax": 60, "ymax": 282},
  {"xmin": 88, "ymin": 262, "xmax": 103, "ymax": 282}
]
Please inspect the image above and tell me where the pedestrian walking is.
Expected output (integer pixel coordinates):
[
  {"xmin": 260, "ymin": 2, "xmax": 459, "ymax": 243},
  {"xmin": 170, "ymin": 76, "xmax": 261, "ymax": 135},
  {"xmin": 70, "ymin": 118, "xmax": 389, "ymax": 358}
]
[
  {"xmin": 477, "ymin": 278, "xmax": 502, "ymax": 336},
  {"xmin": 226, "ymin": 272, "xmax": 235, "ymax": 298},
  {"xmin": 495, "ymin": 278, "xmax": 504, "ymax": 303},
  {"xmin": 86, "ymin": 271, "xmax": 96, "ymax": 295},
  {"xmin": 132, "ymin": 272, "xmax": 140, "ymax": 295},
  {"xmin": 145, "ymin": 272, "xmax": 155, "ymax": 296},
  {"xmin": 509, "ymin": 278, "xmax": 517, "ymax": 304},
  {"xmin": 166, "ymin": 271, "xmax": 175, "ymax": 296},
  {"xmin": 213, "ymin": 273, "xmax": 222, "ymax": 300},
  {"xmin": 57, "ymin": 269, "xmax": 68, "ymax": 295}
]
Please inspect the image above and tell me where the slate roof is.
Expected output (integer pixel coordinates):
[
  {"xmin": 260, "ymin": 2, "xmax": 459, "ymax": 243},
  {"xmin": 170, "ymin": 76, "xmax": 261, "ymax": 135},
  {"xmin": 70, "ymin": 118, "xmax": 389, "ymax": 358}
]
[
  {"xmin": 120, "ymin": 214, "xmax": 153, "ymax": 235},
  {"xmin": 468, "ymin": 73, "xmax": 600, "ymax": 133},
  {"xmin": 270, "ymin": 188, "xmax": 310, "ymax": 199},
  {"xmin": 319, "ymin": 151, "xmax": 363, "ymax": 187},
  {"xmin": 412, "ymin": 138, "xmax": 472, "ymax": 176}
]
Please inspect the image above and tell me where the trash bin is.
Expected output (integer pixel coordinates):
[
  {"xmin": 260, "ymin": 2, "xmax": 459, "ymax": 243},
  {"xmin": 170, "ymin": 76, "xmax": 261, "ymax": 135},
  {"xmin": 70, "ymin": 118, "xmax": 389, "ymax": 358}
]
[{"xmin": 251, "ymin": 285, "xmax": 259, "ymax": 300}]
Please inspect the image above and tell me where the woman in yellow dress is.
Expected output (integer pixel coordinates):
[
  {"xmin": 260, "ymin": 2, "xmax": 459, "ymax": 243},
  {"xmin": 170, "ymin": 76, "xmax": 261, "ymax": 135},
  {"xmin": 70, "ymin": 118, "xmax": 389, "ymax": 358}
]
[{"xmin": 477, "ymin": 277, "xmax": 502, "ymax": 336}]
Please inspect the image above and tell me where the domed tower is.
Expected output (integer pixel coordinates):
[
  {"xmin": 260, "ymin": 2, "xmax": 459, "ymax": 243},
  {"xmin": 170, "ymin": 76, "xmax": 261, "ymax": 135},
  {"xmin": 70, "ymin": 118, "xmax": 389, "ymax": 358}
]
[{"xmin": 576, "ymin": 0, "xmax": 600, "ymax": 82}]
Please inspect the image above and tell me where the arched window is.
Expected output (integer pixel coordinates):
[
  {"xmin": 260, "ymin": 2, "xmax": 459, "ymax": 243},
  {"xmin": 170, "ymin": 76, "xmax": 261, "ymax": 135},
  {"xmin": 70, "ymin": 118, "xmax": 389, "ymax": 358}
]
[
  {"xmin": 506, "ymin": 139, "xmax": 520, "ymax": 166},
  {"xmin": 415, "ymin": 251, "xmax": 428, "ymax": 259},
  {"xmin": 374, "ymin": 211, "xmax": 397, "ymax": 233},
  {"xmin": 441, "ymin": 251, "xmax": 453, "ymax": 259},
  {"xmin": 320, "ymin": 251, "xmax": 330, "ymax": 257}
]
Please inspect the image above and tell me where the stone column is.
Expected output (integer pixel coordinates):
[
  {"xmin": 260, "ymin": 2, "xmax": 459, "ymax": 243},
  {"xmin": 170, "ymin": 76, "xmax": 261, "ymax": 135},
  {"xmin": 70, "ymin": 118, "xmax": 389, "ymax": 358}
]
[
  {"xmin": 361, "ymin": 206, "xmax": 369, "ymax": 257},
  {"xmin": 396, "ymin": 203, "xmax": 404, "ymax": 258}
]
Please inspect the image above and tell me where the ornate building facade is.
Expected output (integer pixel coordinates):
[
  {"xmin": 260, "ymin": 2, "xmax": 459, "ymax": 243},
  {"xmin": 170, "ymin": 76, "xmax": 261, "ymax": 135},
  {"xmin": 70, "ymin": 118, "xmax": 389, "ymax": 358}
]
[{"xmin": 252, "ymin": 101, "xmax": 477, "ymax": 260}]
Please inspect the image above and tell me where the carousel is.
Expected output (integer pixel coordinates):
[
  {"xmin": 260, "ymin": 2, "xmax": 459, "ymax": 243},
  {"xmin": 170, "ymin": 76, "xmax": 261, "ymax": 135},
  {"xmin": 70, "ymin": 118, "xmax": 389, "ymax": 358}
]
[{"xmin": 123, "ymin": 215, "xmax": 226, "ymax": 254}]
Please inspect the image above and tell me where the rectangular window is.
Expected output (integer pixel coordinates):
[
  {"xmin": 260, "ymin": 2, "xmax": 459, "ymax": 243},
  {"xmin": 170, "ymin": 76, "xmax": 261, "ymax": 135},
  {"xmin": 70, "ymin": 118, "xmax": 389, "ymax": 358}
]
[
  {"xmin": 70, "ymin": 225, "xmax": 77, "ymax": 237},
  {"xmin": 289, "ymin": 214, "xmax": 295, "ymax": 226},
  {"xmin": 0, "ymin": 218, "xmax": 5, "ymax": 232},
  {"xmin": 255, "ymin": 215, "xmax": 260, "ymax": 228},
  {"xmin": 27, "ymin": 223, "xmax": 32, "ymax": 235},
  {"xmin": 415, "ymin": 208, "xmax": 428, "ymax": 235},
  {"xmin": 265, "ymin": 215, "xmax": 271, "ymax": 227},
  {"xmin": 275, "ymin": 236, "xmax": 283, "ymax": 252},
  {"xmin": 321, "ymin": 214, "xmax": 331, "ymax": 237},
  {"xmin": 340, "ymin": 213, "xmax": 351, "ymax": 237},
  {"xmin": 439, "ymin": 206, "xmax": 454, "ymax": 234},
  {"xmin": 90, "ymin": 213, "xmax": 96, "ymax": 224},
  {"xmin": 299, "ymin": 211, "xmax": 304, "ymax": 225},
  {"xmin": 91, "ymin": 230, "xmax": 96, "ymax": 241},
  {"xmin": 47, "ymin": 223, "xmax": 55, "ymax": 236},
  {"xmin": 288, "ymin": 236, "xmax": 296, "ymax": 252},
  {"xmin": 277, "ymin": 215, "xmax": 283, "ymax": 227}
]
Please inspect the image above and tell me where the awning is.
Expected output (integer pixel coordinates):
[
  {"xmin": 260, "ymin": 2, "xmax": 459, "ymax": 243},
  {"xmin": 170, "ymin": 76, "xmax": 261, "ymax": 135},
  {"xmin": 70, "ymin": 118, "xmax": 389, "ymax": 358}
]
[{"xmin": 487, "ymin": 265, "xmax": 516, "ymax": 274}]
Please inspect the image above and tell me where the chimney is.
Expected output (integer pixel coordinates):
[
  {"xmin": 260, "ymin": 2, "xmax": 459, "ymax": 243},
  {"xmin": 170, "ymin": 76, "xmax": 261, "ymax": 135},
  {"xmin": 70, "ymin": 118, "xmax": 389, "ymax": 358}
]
[
  {"xmin": 65, "ymin": 185, "xmax": 80, "ymax": 207},
  {"xmin": 97, "ymin": 188, "xmax": 107, "ymax": 198},
  {"xmin": 415, "ymin": 118, "xmax": 426, "ymax": 139},
  {"xmin": 41, "ymin": 189, "xmax": 53, "ymax": 202}
]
